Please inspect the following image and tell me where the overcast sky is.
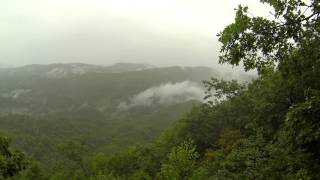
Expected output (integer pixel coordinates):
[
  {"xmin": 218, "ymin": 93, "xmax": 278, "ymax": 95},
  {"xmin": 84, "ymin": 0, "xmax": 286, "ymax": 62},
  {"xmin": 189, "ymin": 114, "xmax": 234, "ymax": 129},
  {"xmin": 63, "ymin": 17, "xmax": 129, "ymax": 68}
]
[{"xmin": 0, "ymin": 0, "xmax": 270, "ymax": 67}]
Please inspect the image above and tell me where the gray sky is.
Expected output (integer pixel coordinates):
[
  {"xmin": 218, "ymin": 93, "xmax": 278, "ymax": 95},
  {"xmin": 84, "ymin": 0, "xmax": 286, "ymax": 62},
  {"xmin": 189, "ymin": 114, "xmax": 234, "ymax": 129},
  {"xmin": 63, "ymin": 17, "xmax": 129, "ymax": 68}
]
[{"xmin": 0, "ymin": 0, "xmax": 270, "ymax": 67}]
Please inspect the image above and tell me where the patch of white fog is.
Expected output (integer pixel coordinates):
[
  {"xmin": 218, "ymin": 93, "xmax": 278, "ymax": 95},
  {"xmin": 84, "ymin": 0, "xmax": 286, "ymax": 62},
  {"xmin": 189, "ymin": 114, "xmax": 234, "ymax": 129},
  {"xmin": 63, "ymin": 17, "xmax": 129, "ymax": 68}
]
[
  {"xmin": 2, "ymin": 89, "xmax": 32, "ymax": 99},
  {"xmin": 44, "ymin": 66, "xmax": 89, "ymax": 78},
  {"xmin": 70, "ymin": 66, "xmax": 88, "ymax": 75},
  {"xmin": 45, "ymin": 68, "xmax": 69, "ymax": 78},
  {"xmin": 119, "ymin": 81, "xmax": 204, "ymax": 110}
]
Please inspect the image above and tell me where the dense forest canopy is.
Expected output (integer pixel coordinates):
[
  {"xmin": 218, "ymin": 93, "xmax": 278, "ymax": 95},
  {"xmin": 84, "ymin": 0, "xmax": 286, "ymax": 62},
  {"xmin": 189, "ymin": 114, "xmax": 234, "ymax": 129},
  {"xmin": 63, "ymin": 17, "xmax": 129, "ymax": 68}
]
[{"xmin": 1, "ymin": 0, "xmax": 319, "ymax": 179}]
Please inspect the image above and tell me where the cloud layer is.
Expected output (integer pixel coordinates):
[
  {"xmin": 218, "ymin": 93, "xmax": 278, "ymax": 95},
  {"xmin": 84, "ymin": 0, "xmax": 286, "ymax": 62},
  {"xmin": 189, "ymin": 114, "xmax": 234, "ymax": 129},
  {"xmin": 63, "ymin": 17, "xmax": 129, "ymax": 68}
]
[
  {"xmin": 0, "ymin": 0, "xmax": 270, "ymax": 68},
  {"xmin": 119, "ymin": 81, "xmax": 204, "ymax": 110}
]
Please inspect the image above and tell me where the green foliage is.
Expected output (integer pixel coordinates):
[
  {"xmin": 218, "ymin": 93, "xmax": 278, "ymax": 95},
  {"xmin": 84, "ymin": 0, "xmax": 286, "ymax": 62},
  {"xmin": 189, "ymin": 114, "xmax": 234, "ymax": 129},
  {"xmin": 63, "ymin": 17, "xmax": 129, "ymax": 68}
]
[
  {"xmin": 203, "ymin": 77, "xmax": 247, "ymax": 105},
  {"xmin": 285, "ymin": 96, "xmax": 320, "ymax": 150},
  {"xmin": 22, "ymin": 164, "xmax": 45, "ymax": 180},
  {"xmin": 13, "ymin": 163, "xmax": 47, "ymax": 180},
  {"xmin": 56, "ymin": 141, "xmax": 89, "ymax": 176},
  {"xmin": 159, "ymin": 140, "xmax": 198, "ymax": 180},
  {"xmin": 218, "ymin": 0, "xmax": 319, "ymax": 72},
  {"xmin": 189, "ymin": 167, "xmax": 209, "ymax": 180},
  {"xmin": 0, "ymin": 100, "xmax": 196, "ymax": 172},
  {"xmin": 216, "ymin": 132, "xmax": 270, "ymax": 179},
  {"xmin": 0, "ymin": 136, "xmax": 29, "ymax": 179},
  {"xmin": 89, "ymin": 172, "xmax": 121, "ymax": 180},
  {"xmin": 218, "ymin": 129, "xmax": 243, "ymax": 153}
]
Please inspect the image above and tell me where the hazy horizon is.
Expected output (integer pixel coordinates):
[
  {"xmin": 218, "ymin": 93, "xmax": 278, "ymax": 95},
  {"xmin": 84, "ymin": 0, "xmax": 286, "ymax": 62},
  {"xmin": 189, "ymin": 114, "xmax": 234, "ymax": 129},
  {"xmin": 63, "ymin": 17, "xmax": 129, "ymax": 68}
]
[{"xmin": 1, "ymin": 0, "xmax": 270, "ymax": 69}]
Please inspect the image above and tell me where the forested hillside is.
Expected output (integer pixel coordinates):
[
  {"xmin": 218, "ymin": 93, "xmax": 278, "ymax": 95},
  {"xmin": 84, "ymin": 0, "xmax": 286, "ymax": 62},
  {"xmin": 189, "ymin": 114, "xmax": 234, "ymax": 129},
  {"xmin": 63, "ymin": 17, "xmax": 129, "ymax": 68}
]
[
  {"xmin": 1, "ymin": 0, "xmax": 319, "ymax": 179},
  {"xmin": 0, "ymin": 63, "xmax": 251, "ymax": 178}
]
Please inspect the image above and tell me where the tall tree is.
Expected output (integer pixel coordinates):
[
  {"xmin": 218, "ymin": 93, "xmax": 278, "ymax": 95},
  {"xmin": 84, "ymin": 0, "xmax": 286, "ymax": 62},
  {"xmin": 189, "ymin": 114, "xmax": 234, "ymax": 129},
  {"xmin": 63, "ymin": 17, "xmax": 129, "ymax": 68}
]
[
  {"xmin": 218, "ymin": 0, "xmax": 319, "ymax": 74},
  {"xmin": 218, "ymin": 0, "xmax": 320, "ymax": 178}
]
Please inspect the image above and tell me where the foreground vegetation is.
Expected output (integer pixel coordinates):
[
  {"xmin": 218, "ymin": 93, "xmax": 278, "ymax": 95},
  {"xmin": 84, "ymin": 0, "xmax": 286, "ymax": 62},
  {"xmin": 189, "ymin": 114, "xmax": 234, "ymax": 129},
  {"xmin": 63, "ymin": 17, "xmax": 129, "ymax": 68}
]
[{"xmin": 1, "ymin": 0, "xmax": 319, "ymax": 179}]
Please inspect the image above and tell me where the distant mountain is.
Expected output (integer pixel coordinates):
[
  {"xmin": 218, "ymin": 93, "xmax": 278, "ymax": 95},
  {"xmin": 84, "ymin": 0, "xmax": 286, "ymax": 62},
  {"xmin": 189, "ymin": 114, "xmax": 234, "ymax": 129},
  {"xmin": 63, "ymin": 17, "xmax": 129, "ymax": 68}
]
[
  {"xmin": 0, "ymin": 62, "xmax": 255, "ymax": 168},
  {"xmin": 0, "ymin": 63, "xmax": 254, "ymax": 114},
  {"xmin": 104, "ymin": 63, "xmax": 155, "ymax": 73},
  {"xmin": 0, "ymin": 64, "xmax": 219, "ymax": 115},
  {"xmin": 0, "ymin": 63, "xmax": 12, "ymax": 69},
  {"xmin": 1, "ymin": 63, "xmax": 156, "ymax": 78}
]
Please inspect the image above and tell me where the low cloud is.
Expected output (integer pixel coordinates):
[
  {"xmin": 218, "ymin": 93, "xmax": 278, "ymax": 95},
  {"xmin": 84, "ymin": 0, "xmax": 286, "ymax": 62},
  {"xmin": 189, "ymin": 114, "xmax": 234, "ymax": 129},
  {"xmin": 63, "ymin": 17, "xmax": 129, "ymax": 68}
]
[
  {"xmin": 2, "ymin": 89, "xmax": 32, "ymax": 99},
  {"xmin": 119, "ymin": 81, "xmax": 204, "ymax": 110}
]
